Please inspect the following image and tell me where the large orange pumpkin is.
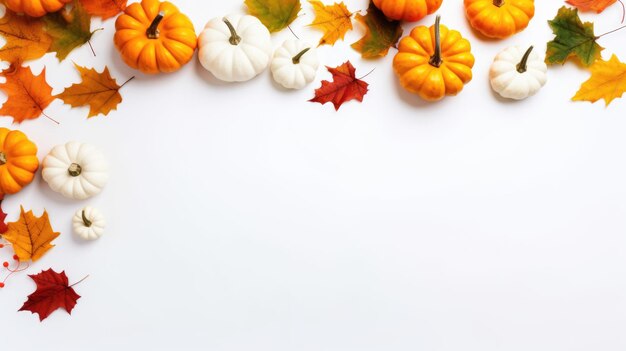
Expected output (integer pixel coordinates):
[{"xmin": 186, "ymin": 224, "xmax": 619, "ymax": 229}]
[
  {"xmin": 3, "ymin": 0, "xmax": 71, "ymax": 17},
  {"xmin": 114, "ymin": 0, "xmax": 197, "ymax": 74},
  {"xmin": 464, "ymin": 0, "xmax": 535, "ymax": 39},
  {"xmin": 372, "ymin": 0, "xmax": 443, "ymax": 22},
  {"xmin": 0, "ymin": 128, "xmax": 39, "ymax": 195}
]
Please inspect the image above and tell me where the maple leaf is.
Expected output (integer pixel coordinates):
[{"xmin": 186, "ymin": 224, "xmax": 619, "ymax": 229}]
[
  {"xmin": 246, "ymin": 0, "xmax": 301, "ymax": 32},
  {"xmin": 2, "ymin": 206, "xmax": 60, "ymax": 262},
  {"xmin": 19, "ymin": 269, "xmax": 85, "ymax": 321},
  {"xmin": 0, "ymin": 194, "xmax": 7, "ymax": 234},
  {"xmin": 351, "ymin": 2, "xmax": 402, "ymax": 59},
  {"xmin": 573, "ymin": 54, "xmax": 626, "ymax": 105},
  {"xmin": 43, "ymin": 0, "xmax": 98, "ymax": 61},
  {"xmin": 545, "ymin": 6, "xmax": 603, "ymax": 67},
  {"xmin": 0, "ymin": 10, "xmax": 52, "ymax": 64},
  {"xmin": 566, "ymin": 0, "xmax": 617, "ymax": 13},
  {"xmin": 57, "ymin": 64, "xmax": 132, "ymax": 118},
  {"xmin": 0, "ymin": 65, "xmax": 55, "ymax": 123},
  {"xmin": 308, "ymin": 0, "xmax": 353, "ymax": 46},
  {"xmin": 310, "ymin": 61, "xmax": 369, "ymax": 110},
  {"xmin": 79, "ymin": 0, "xmax": 127, "ymax": 20}
]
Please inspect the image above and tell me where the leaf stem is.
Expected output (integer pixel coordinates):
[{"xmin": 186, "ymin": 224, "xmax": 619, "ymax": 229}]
[
  {"xmin": 288, "ymin": 25, "xmax": 300, "ymax": 40},
  {"xmin": 358, "ymin": 68, "xmax": 376, "ymax": 80},
  {"xmin": 118, "ymin": 76, "xmax": 135, "ymax": 90},
  {"xmin": 42, "ymin": 111, "xmax": 60, "ymax": 125},
  {"xmin": 597, "ymin": 24, "xmax": 626, "ymax": 38},
  {"xmin": 70, "ymin": 274, "xmax": 89, "ymax": 288}
]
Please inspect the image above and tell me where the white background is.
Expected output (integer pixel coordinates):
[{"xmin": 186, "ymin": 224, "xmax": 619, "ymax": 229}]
[{"xmin": 1, "ymin": 0, "xmax": 626, "ymax": 350}]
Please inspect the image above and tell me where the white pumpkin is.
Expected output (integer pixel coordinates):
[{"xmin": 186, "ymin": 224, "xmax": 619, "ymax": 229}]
[
  {"xmin": 73, "ymin": 206, "xmax": 105, "ymax": 241},
  {"xmin": 42, "ymin": 142, "xmax": 109, "ymax": 200},
  {"xmin": 489, "ymin": 46, "xmax": 548, "ymax": 100},
  {"xmin": 198, "ymin": 14, "xmax": 272, "ymax": 82},
  {"xmin": 271, "ymin": 40, "xmax": 320, "ymax": 90}
]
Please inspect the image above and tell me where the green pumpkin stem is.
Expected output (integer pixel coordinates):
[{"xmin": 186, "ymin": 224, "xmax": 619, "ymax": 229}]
[
  {"xmin": 146, "ymin": 11, "xmax": 165, "ymax": 39},
  {"xmin": 0, "ymin": 152, "xmax": 6, "ymax": 166},
  {"xmin": 82, "ymin": 210, "xmax": 92, "ymax": 227},
  {"xmin": 516, "ymin": 46, "xmax": 534, "ymax": 73},
  {"xmin": 223, "ymin": 18, "xmax": 242, "ymax": 45},
  {"xmin": 493, "ymin": 0, "xmax": 505, "ymax": 7},
  {"xmin": 429, "ymin": 16, "xmax": 443, "ymax": 68},
  {"xmin": 68, "ymin": 163, "xmax": 82, "ymax": 177},
  {"xmin": 292, "ymin": 48, "xmax": 311, "ymax": 64}
]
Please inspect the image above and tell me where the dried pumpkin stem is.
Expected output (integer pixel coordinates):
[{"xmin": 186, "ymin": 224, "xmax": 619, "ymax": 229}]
[
  {"xmin": 223, "ymin": 18, "xmax": 242, "ymax": 45},
  {"xmin": 429, "ymin": 16, "xmax": 443, "ymax": 68},
  {"xmin": 516, "ymin": 46, "xmax": 534, "ymax": 73},
  {"xmin": 493, "ymin": 0, "xmax": 505, "ymax": 7},
  {"xmin": 68, "ymin": 163, "xmax": 82, "ymax": 177},
  {"xmin": 0, "ymin": 152, "xmax": 6, "ymax": 166},
  {"xmin": 146, "ymin": 11, "xmax": 165, "ymax": 39},
  {"xmin": 292, "ymin": 48, "xmax": 311, "ymax": 64},
  {"xmin": 82, "ymin": 210, "xmax": 92, "ymax": 227}
]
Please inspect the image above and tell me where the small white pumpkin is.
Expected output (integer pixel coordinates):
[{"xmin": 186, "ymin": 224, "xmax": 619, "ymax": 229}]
[
  {"xmin": 489, "ymin": 46, "xmax": 548, "ymax": 100},
  {"xmin": 42, "ymin": 142, "xmax": 109, "ymax": 200},
  {"xmin": 198, "ymin": 14, "xmax": 272, "ymax": 82},
  {"xmin": 73, "ymin": 206, "xmax": 105, "ymax": 241},
  {"xmin": 271, "ymin": 40, "xmax": 320, "ymax": 90}
]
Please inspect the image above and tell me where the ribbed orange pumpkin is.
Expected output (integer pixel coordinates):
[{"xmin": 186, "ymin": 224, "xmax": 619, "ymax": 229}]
[
  {"xmin": 114, "ymin": 0, "xmax": 197, "ymax": 74},
  {"xmin": 3, "ymin": 0, "xmax": 71, "ymax": 17},
  {"xmin": 464, "ymin": 0, "xmax": 535, "ymax": 39},
  {"xmin": 372, "ymin": 0, "xmax": 443, "ymax": 22},
  {"xmin": 393, "ymin": 16, "xmax": 475, "ymax": 101},
  {"xmin": 0, "ymin": 128, "xmax": 39, "ymax": 195}
]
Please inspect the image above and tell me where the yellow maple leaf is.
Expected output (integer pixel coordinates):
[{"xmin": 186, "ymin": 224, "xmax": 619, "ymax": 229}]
[
  {"xmin": 2, "ymin": 207, "xmax": 60, "ymax": 262},
  {"xmin": 573, "ymin": 54, "xmax": 626, "ymax": 106},
  {"xmin": 0, "ymin": 10, "xmax": 52, "ymax": 64},
  {"xmin": 308, "ymin": 0, "xmax": 353, "ymax": 46}
]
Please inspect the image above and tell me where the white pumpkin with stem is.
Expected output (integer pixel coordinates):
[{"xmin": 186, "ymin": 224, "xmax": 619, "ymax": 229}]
[
  {"xmin": 489, "ymin": 46, "xmax": 548, "ymax": 100},
  {"xmin": 73, "ymin": 207, "xmax": 105, "ymax": 241},
  {"xmin": 271, "ymin": 39, "xmax": 320, "ymax": 90},
  {"xmin": 42, "ymin": 142, "xmax": 109, "ymax": 200},
  {"xmin": 198, "ymin": 14, "xmax": 272, "ymax": 82}
]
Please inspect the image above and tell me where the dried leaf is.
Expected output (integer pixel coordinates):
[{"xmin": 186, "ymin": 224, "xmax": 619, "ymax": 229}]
[
  {"xmin": 351, "ymin": 2, "xmax": 402, "ymax": 59},
  {"xmin": 310, "ymin": 61, "xmax": 369, "ymax": 110},
  {"xmin": 0, "ymin": 10, "xmax": 52, "ymax": 64},
  {"xmin": 566, "ymin": 0, "xmax": 617, "ymax": 13},
  {"xmin": 573, "ymin": 54, "xmax": 626, "ymax": 105},
  {"xmin": 0, "ymin": 65, "xmax": 55, "ymax": 123},
  {"xmin": 545, "ymin": 6, "xmax": 603, "ymax": 67},
  {"xmin": 57, "ymin": 64, "xmax": 131, "ymax": 118},
  {"xmin": 308, "ymin": 0, "xmax": 353, "ymax": 46},
  {"xmin": 245, "ymin": 0, "xmax": 301, "ymax": 32},
  {"xmin": 79, "ymin": 0, "xmax": 127, "ymax": 20},
  {"xmin": 2, "ymin": 206, "xmax": 60, "ymax": 262},
  {"xmin": 19, "ymin": 269, "xmax": 82, "ymax": 321},
  {"xmin": 43, "ymin": 0, "xmax": 96, "ymax": 61}
]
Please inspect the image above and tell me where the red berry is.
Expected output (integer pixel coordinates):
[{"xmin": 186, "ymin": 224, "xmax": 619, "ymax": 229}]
[
  {"xmin": 0, "ymin": 244, "xmax": 4, "ymax": 248},
  {"xmin": 12, "ymin": 255, "xmax": 18, "ymax": 260},
  {"xmin": 0, "ymin": 282, "xmax": 4, "ymax": 288},
  {"xmin": 2, "ymin": 262, "xmax": 8, "ymax": 268}
]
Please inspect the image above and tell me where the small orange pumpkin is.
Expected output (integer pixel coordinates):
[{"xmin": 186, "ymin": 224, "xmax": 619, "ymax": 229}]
[
  {"xmin": 464, "ymin": 0, "xmax": 535, "ymax": 39},
  {"xmin": 114, "ymin": 0, "xmax": 197, "ymax": 74},
  {"xmin": 372, "ymin": 0, "xmax": 442, "ymax": 22},
  {"xmin": 0, "ymin": 128, "xmax": 39, "ymax": 195},
  {"xmin": 3, "ymin": 0, "xmax": 71, "ymax": 17},
  {"xmin": 393, "ymin": 16, "xmax": 475, "ymax": 101}
]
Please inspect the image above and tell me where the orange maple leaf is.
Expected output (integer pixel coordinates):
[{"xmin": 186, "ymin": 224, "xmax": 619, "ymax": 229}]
[
  {"xmin": 2, "ymin": 207, "xmax": 60, "ymax": 262},
  {"xmin": 573, "ymin": 54, "xmax": 626, "ymax": 105},
  {"xmin": 308, "ymin": 0, "xmax": 354, "ymax": 46},
  {"xmin": 79, "ymin": 0, "xmax": 127, "ymax": 20},
  {"xmin": 0, "ymin": 65, "xmax": 56, "ymax": 123},
  {"xmin": 0, "ymin": 9, "xmax": 52, "ymax": 64},
  {"xmin": 566, "ymin": 0, "xmax": 618, "ymax": 13}
]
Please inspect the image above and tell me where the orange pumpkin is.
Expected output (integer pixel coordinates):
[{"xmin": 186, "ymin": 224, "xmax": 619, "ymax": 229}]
[
  {"xmin": 3, "ymin": 0, "xmax": 71, "ymax": 17},
  {"xmin": 464, "ymin": 0, "xmax": 534, "ymax": 39},
  {"xmin": 393, "ymin": 16, "xmax": 475, "ymax": 101},
  {"xmin": 114, "ymin": 0, "xmax": 197, "ymax": 74},
  {"xmin": 372, "ymin": 0, "xmax": 442, "ymax": 22},
  {"xmin": 0, "ymin": 128, "xmax": 39, "ymax": 195}
]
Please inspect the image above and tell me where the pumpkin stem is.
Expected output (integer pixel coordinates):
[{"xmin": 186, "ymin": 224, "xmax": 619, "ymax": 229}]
[
  {"xmin": 146, "ymin": 11, "xmax": 165, "ymax": 39},
  {"xmin": 428, "ymin": 16, "xmax": 443, "ymax": 68},
  {"xmin": 82, "ymin": 210, "xmax": 92, "ymax": 227},
  {"xmin": 493, "ymin": 0, "xmax": 505, "ymax": 7},
  {"xmin": 292, "ymin": 48, "xmax": 311, "ymax": 64},
  {"xmin": 516, "ymin": 46, "xmax": 534, "ymax": 73},
  {"xmin": 68, "ymin": 163, "xmax": 82, "ymax": 177},
  {"xmin": 223, "ymin": 18, "xmax": 242, "ymax": 45},
  {"xmin": 0, "ymin": 152, "xmax": 6, "ymax": 166}
]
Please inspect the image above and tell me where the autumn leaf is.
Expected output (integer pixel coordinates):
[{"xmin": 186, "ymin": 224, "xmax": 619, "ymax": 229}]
[
  {"xmin": 351, "ymin": 2, "xmax": 402, "ymax": 59},
  {"xmin": 308, "ymin": 0, "xmax": 353, "ymax": 46},
  {"xmin": 57, "ymin": 64, "xmax": 132, "ymax": 118},
  {"xmin": 566, "ymin": 0, "xmax": 617, "ymax": 13},
  {"xmin": 43, "ymin": 0, "xmax": 98, "ymax": 61},
  {"xmin": 310, "ymin": 61, "xmax": 369, "ymax": 110},
  {"xmin": 546, "ymin": 6, "xmax": 603, "ymax": 67},
  {"xmin": 79, "ymin": 0, "xmax": 127, "ymax": 20},
  {"xmin": 2, "ymin": 207, "xmax": 60, "ymax": 262},
  {"xmin": 246, "ymin": 0, "xmax": 301, "ymax": 32},
  {"xmin": 19, "ymin": 269, "xmax": 85, "ymax": 321},
  {"xmin": 572, "ymin": 54, "xmax": 626, "ymax": 105},
  {"xmin": 0, "ymin": 65, "xmax": 55, "ymax": 123},
  {"xmin": 0, "ymin": 10, "xmax": 52, "ymax": 64},
  {"xmin": 0, "ymin": 194, "xmax": 7, "ymax": 234}
]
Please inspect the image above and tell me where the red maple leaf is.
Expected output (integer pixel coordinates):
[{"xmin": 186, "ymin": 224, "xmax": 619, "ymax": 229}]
[
  {"xmin": 310, "ymin": 61, "xmax": 369, "ymax": 110},
  {"xmin": 0, "ymin": 194, "xmax": 7, "ymax": 234},
  {"xmin": 19, "ymin": 269, "xmax": 86, "ymax": 321}
]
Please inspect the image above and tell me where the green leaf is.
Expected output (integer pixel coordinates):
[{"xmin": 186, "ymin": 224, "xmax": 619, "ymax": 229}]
[
  {"xmin": 245, "ymin": 0, "xmax": 301, "ymax": 32},
  {"xmin": 351, "ymin": 2, "xmax": 402, "ymax": 59},
  {"xmin": 43, "ymin": 0, "xmax": 96, "ymax": 61},
  {"xmin": 545, "ymin": 6, "xmax": 603, "ymax": 67}
]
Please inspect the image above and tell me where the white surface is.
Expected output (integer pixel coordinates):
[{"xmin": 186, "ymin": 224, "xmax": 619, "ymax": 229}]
[{"xmin": 1, "ymin": 1, "xmax": 626, "ymax": 350}]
